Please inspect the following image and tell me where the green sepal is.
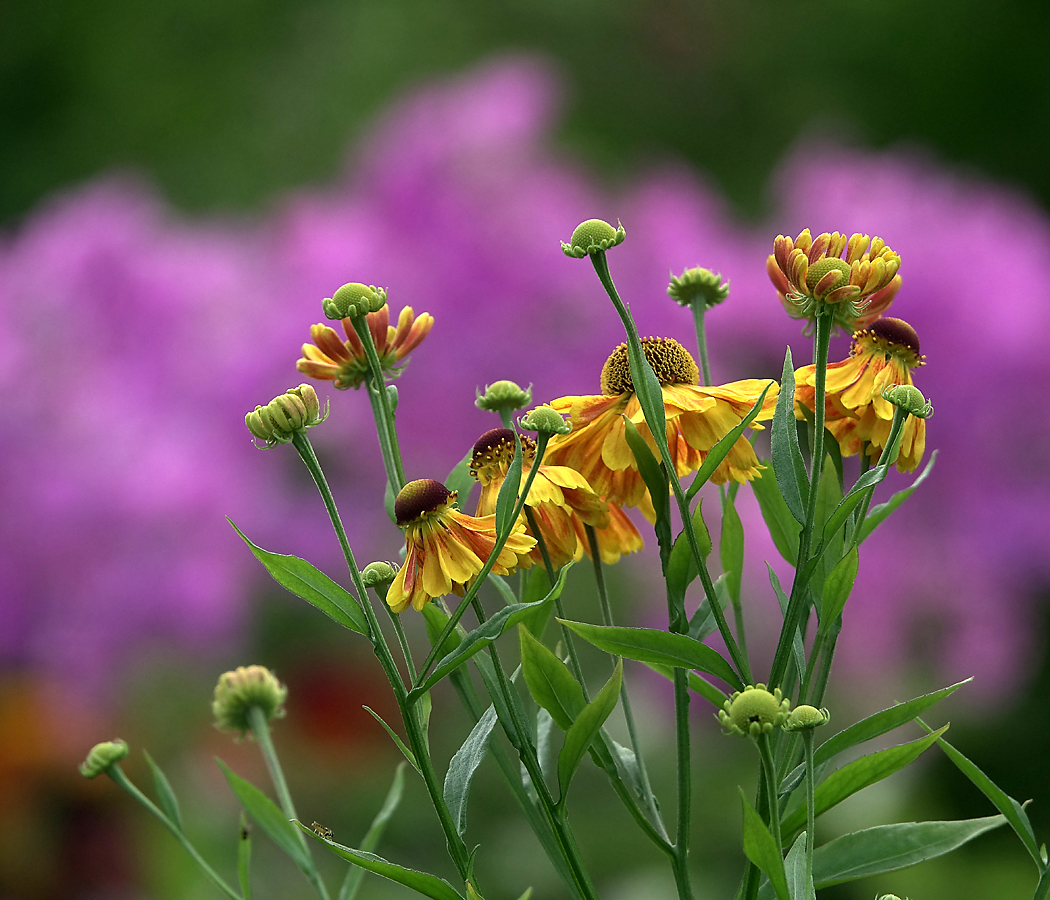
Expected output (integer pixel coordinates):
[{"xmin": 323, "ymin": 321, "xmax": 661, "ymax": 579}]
[
  {"xmin": 739, "ymin": 788, "xmax": 790, "ymax": 900},
  {"xmin": 558, "ymin": 659, "xmax": 623, "ymax": 802},
  {"xmin": 770, "ymin": 347, "xmax": 809, "ymax": 524}
]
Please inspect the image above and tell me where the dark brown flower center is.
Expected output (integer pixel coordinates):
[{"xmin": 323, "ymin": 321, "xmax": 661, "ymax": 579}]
[
  {"xmin": 866, "ymin": 317, "xmax": 921, "ymax": 357},
  {"xmin": 470, "ymin": 428, "xmax": 537, "ymax": 482},
  {"xmin": 395, "ymin": 478, "xmax": 453, "ymax": 525},
  {"xmin": 600, "ymin": 337, "xmax": 699, "ymax": 396}
]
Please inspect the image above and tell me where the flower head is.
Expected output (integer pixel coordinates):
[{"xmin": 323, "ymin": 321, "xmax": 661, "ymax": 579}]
[
  {"xmin": 470, "ymin": 428, "xmax": 642, "ymax": 567},
  {"xmin": 212, "ymin": 665, "xmax": 287, "ymax": 737},
  {"xmin": 882, "ymin": 383, "xmax": 934, "ymax": 419},
  {"xmin": 768, "ymin": 228, "xmax": 901, "ymax": 331},
  {"xmin": 718, "ymin": 684, "xmax": 791, "ymax": 737},
  {"xmin": 667, "ymin": 266, "xmax": 730, "ymax": 310},
  {"xmin": 544, "ymin": 338, "xmax": 778, "ymax": 521},
  {"xmin": 795, "ymin": 317, "xmax": 927, "ymax": 472},
  {"xmin": 79, "ymin": 739, "xmax": 130, "ymax": 778},
  {"xmin": 297, "ymin": 304, "xmax": 434, "ymax": 390},
  {"xmin": 518, "ymin": 404, "xmax": 571, "ymax": 435},
  {"xmin": 245, "ymin": 384, "xmax": 327, "ymax": 446},
  {"xmin": 322, "ymin": 282, "xmax": 387, "ymax": 320},
  {"xmin": 475, "ymin": 380, "xmax": 533, "ymax": 415},
  {"xmin": 783, "ymin": 704, "xmax": 830, "ymax": 731},
  {"xmin": 561, "ymin": 218, "xmax": 625, "ymax": 258},
  {"xmin": 387, "ymin": 478, "xmax": 536, "ymax": 613}
]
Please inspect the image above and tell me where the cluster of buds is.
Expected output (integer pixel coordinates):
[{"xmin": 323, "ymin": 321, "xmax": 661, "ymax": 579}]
[
  {"xmin": 561, "ymin": 218, "xmax": 625, "ymax": 258},
  {"xmin": 322, "ymin": 282, "xmax": 387, "ymax": 320},
  {"xmin": 667, "ymin": 266, "xmax": 730, "ymax": 310},
  {"xmin": 768, "ymin": 229, "xmax": 901, "ymax": 331},
  {"xmin": 245, "ymin": 385, "xmax": 327, "ymax": 446},
  {"xmin": 718, "ymin": 684, "xmax": 791, "ymax": 737}
]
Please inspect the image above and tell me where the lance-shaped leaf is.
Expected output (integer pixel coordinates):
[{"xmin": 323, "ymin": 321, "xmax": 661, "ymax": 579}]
[
  {"xmin": 784, "ymin": 832, "xmax": 812, "ymax": 900},
  {"xmin": 720, "ymin": 495, "xmax": 745, "ymax": 607},
  {"xmin": 421, "ymin": 603, "xmax": 463, "ymax": 659},
  {"xmin": 494, "ymin": 430, "xmax": 524, "ymax": 539},
  {"xmin": 766, "ymin": 565, "xmax": 804, "ymax": 685},
  {"xmin": 363, "ymin": 707, "xmax": 420, "ymax": 774},
  {"xmin": 780, "ymin": 726, "xmax": 948, "ymax": 835},
  {"xmin": 443, "ymin": 705, "xmax": 498, "ymax": 836},
  {"xmin": 819, "ymin": 545, "xmax": 859, "ymax": 634},
  {"xmin": 230, "ymin": 521, "xmax": 369, "ymax": 637},
  {"xmin": 771, "ymin": 347, "xmax": 808, "ymax": 524},
  {"xmin": 298, "ymin": 823, "xmax": 465, "ymax": 900},
  {"xmin": 558, "ymin": 619, "xmax": 742, "ymax": 690},
  {"xmin": 622, "ymin": 417, "xmax": 672, "ymax": 565},
  {"xmin": 667, "ymin": 500, "xmax": 713, "ymax": 598},
  {"xmin": 740, "ymin": 788, "xmax": 790, "ymax": 900},
  {"xmin": 558, "ymin": 659, "xmax": 622, "ymax": 800},
  {"xmin": 340, "ymin": 764, "xmax": 407, "ymax": 900},
  {"xmin": 860, "ymin": 450, "xmax": 937, "ymax": 542},
  {"xmin": 751, "ymin": 460, "xmax": 801, "ymax": 563},
  {"xmin": 519, "ymin": 624, "xmax": 586, "ymax": 731},
  {"xmin": 238, "ymin": 812, "xmax": 252, "ymax": 900},
  {"xmin": 143, "ymin": 750, "xmax": 182, "ymax": 830},
  {"xmin": 687, "ymin": 573, "xmax": 731, "ymax": 643}
]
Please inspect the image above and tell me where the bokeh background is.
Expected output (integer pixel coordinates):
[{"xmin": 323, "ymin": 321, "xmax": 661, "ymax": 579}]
[{"xmin": 3, "ymin": 2, "xmax": 1050, "ymax": 898}]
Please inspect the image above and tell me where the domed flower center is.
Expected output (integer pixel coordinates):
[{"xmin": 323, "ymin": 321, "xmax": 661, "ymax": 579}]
[
  {"xmin": 855, "ymin": 317, "xmax": 925, "ymax": 368},
  {"xmin": 470, "ymin": 428, "xmax": 537, "ymax": 484},
  {"xmin": 805, "ymin": 257, "xmax": 852, "ymax": 296},
  {"xmin": 600, "ymin": 337, "xmax": 700, "ymax": 396},
  {"xmin": 395, "ymin": 478, "xmax": 454, "ymax": 525}
]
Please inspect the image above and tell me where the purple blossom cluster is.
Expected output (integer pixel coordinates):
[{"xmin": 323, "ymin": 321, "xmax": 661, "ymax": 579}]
[{"xmin": 2, "ymin": 56, "xmax": 1047, "ymax": 708}]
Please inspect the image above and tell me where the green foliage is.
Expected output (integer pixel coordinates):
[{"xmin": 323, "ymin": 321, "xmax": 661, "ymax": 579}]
[
  {"xmin": 740, "ymin": 788, "xmax": 790, "ymax": 900},
  {"xmin": 558, "ymin": 660, "xmax": 623, "ymax": 802},
  {"xmin": 770, "ymin": 347, "xmax": 809, "ymax": 524}
]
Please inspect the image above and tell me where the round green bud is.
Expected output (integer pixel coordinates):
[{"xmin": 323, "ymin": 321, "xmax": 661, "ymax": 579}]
[
  {"xmin": 475, "ymin": 380, "xmax": 532, "ymax": 413},
  {"xmin": 322, "ymin": 283, "xmax": 388, "ymax": 320},
  {"xmin": 876, "ymin": 895, "xmax": 909, "ymax": 900},
  {"xmin": 519, "ymin": 405, "xmax": 571, "ymax": 435},
  {"xmin": 783, "ymin": 704, "xmax": 830, "ymax": 731},
  {"xmin": 361, "ymin": 560, "xmax": 399, "ymax": 589},
  {"xmin": 561, "ymin": 218, "xmax": 626, "ymax": 258},
  {"xmin": 667, "ymin": 267, "xmax": 730, "ymax": 310},
  {"xmin": 80, "ymin": 739, "xmax": 130, "ymax": 778},
  {"xmin": 881, "ymin": 383, "xmax": 933, "ymax": 419},
  {"xmin": 805, "ymin": 257, "xmax": 852, "ymax": 297},
  {"xmin": 718, "ymin": 684, "xmax": 791, "ymax": 737},
  {"xmin": 213, "ymin": 665, "xmax": 287, "ymax": 737},
  {"xmin": 246, "ymin": 385, "xmax": 328, "ymax": 447}
]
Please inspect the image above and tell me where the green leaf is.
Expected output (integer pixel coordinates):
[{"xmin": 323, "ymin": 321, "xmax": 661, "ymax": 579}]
[
  {"xmin": 767, "ymin": 565, "xmax": 804, "ymax": 685},
  {"xmin": 494, "ymin": 431, "xmax": 524, "ymax": 539},
  {"xmin": 143, "ymin": 750, "xmax": 181, "ymax": 830},
  {"xmin": 622, "ymin": 416, "xmax": 672, "ymax": 565},
  {"xmin": 230, "ymin": 521, "xmax": 369, "ymax": 637},
  {"xmin": 217, "ymin": 760, "xmax": 310, "ymax": 871},
  {"xmin": 518, "ymin": 566, "xmax": 558, "ymax": 638},
  {"xmin": 519, "ymin": 624, "xmax": 586, "ymax": 731},
  {"xmin": 780, "ymin": 726, "xmax": 948, "ymax": 835},
  {"xmin": 667, "ymin": 499, "xmax": 713, "ymax": 597},
  {"xmin": 362, "ymin": 707, "xmax": 420, "ymax": 774},
  {"xmin": 340, "ymin": 764, "xmax": 407, "ymax": 900},
  {"xmin": 559, "ymin": 619, "xmax": 742, "ymax": 690},
  {"xmin": 687, "ymin": 573, "xmax": 731, "ymax": 643},
  {"xmin": 485, "ymin": 572, "xmax": 518, "ymax": 606},
  {"xmin": 558, "ymin": 659, "xmax": 622, "ymax": 800},
  {"xmin": 751, "ymin": 463, "xmax": 801, "ymax": 563},
  {"xmin": 770, "ymin": 347, "xmax": 808, "ymax": 524},
  {"xmin": 443, "ymin": 705, "xmax": 498, "ymax": 836},
  {"xmin": 472, "ymin": 652, "xmax": 525, "ymax": 752},
  {"xmin": 720, "ymin": 495, "xmax": 745, "ymax": 606},
  {"xmin": 445, "ymin": 451, "xmax": 477, "ymax": 513},
  {"xmin": 298, "ymin": 823, "xmax": 465, "ymax": 900},
  {"xmin": 860, "ymin": 450, "xmax": 938, "ymax": 542},
  {"xmin": 622, "ymin": 326, "xmax": 669, "ymax": 466},
  {"xmin": 238, "ymin": 812, "xmax": 252, "ymax": 900},
  {"xmin": 421, "ymin": 603, "xmax": 463, "ymax": 659},
  {"xmin": 740, "ymin": 788, "xmax": 790, "ymax": 900},
  {"xmin": 410, "ymin": 567, "xmax": 570, "ymax": 698},
  {"xmin": 819, "ymin": 545, "xmax": 859, "ymax": 632},
  {"xmin": 686, "ymin": 381, "xmax": 774, "ymax": 500},
  {"xmin": 918, "ymin": 718, "xmax": 1045, "ymax": 872},
  {"xmin": 644, "ymin": 662, "xmax": 729, "ymax": 708},
  {"xmin": 784, "ymin": 832, "xmax": 812, "ymax": 900},
  {"xmin": 384, "ymin": 479, "xmax": 396, "ymax": 524},
  {"xmin": 809, "ymin": 457, "xmax": 845, "ymax": 602}
]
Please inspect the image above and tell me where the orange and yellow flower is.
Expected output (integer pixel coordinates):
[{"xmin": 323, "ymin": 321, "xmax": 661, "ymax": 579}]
[
  {"xmin": 297, "ymin": 304, "xmax": 434, "ymax": 389},
  {"xmin": 386, "ymin": 478, "xmax": 535, "ymax": 613},
  {"xmin": 795, "ymin": 317, "xmax": 927, "ymax": 472},
  {"xmin": 767, "ymin": 229, "xmax": 901, "ymax": 331},
  {"xmin": 470, "ymin": 428, "xmax": 643, "ymax": 567},
  {"xmin": 544, "ymin": 338, "xmax": 779, "ymax": 522}
]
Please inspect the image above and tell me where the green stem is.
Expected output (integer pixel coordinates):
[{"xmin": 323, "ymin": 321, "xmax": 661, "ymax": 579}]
[
  {"xmin": 756, "ymin": 732, "xmax": 783, "ymax": 857},
  {"xmin": 385, "ymin": 600, "xmax": 418, "ymax": 683},
  {"xmin": 802, "ymin": 729, "xmax": 817, "ymax": 898},
  {"xmin": 349, "ymin": 315, "xmax": 406, "ymax": 491},
  {"xmin": 107, "ymin": 766, "xmax": 243, "ymax": 900},
  {"xmin": 499, "ymin": 408, "xmax": 515, "ymax": 430},
  {"xmin": 671, "ymin": 665, "xmax": 694, "ymax": 900},
  {"xmin": 690, "ymin": 302, "xmax": 713, "ymax": 387},
  {"xmin": 849, "ymin": 407, "xmax": 909, "ymax": 545}
]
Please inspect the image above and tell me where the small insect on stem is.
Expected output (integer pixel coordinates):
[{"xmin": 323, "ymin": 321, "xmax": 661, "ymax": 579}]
[{"xmin": 311, "ymin": 821, "xmax": 334, "ymax": 840}]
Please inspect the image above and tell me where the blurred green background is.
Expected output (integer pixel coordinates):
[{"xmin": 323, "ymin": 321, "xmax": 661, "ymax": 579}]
[{"xmin": 4, "ymin": 1, "xmax": 1049, "ymax": 898}]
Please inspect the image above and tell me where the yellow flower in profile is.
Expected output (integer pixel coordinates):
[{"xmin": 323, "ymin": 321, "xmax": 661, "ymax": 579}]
[
  {"xmin": 795, "ymin": 317, "xmax": 927, "ymax": 472},
  {"xmin": 470, "ymin": 428, "xmax": 643, "ymax": 568},
  {"xmin": 767, "ymin": 228, "xmax": 901, "ymax": 331},
  {"xmin": 544, "ymin": 338, "xmax": 779, "ymax": 522},
  {"xmin": 386, "ymin": 478, "xmax": 535, "ymax": 613},
  {"xmin": 297, "ymin": 304, "xmax": 434, "ymax": 389}
]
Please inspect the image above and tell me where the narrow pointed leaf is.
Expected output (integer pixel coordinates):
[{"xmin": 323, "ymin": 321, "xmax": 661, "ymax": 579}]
[
  {"xmin": 340, "ymin": 764, "xmax": 407, "ymax": 900},
  {"xmin": 771, "ymin": 347, "xmax": 808, "ymax": 524},
  {"xmin": 860, "ymin": 450, "xmax": 937, "ymax": 542},
  {"xmin": 819, "ymin": 545, "xmax": 859, "ymax": 630},
  {"xmin": 784, "ymin": 832, "xmax": 812, "ymax": 900},
  {"xmin": 217, "ymin": 760, "xmax": 309, "ymax": 870},
  {"xmin": 422, "ymin": 603, "xmax": 463, "ymax": 659},
  {"xmin": 667, "ymin": 500, "xmax": 713, "ymax": 596},
  {"xmin": 494, "ymin": 431, "xmax": 524, "ymax": 539},
  {"xmin": 622, "ymin": 417, "xmax": 672, "ymax": 562},
  {"xmin": 444, "ymin": 705, "xmax": 498, "ymax": 836},
  {"xmin": 238, "ymin": 812, "xmax": 252, "ymax": 900},
  {"xmin": 720, "ymin": 496, "xmax": 745, "ymax": 606},
  {"xmin": 558, "ymin": 660, "xmax": 622, "ymax": 800},
  {"xmin": 751, "ymin": 462, "xmax": 801, "ymax": 562},
  {"xmin": 559, "ymin": 619, "xmax": 742, "ymax": 690},
  {"xmin": 687, "ymin": 573, "xmax": 731, "ymax": 643},
  {"xmin": 143, "ymin": 751, "xmax": 181, "ymax": 830},
  {"xmin": 767, "ymin": 565, "xmax": 805, "ymax": 684},
  {"xmin": 363, "ymin": 706, "xmax": 420, "ymax": 774},
  {"xmin": 230, "ymin": 521, "xmax": 368, "ymax": 636},
  {"xmin": 519, "ymin": 624, "xmax": 586, "ymax": 731},
  {"xmin": 740, "ymin": 788, "xmax": 790, "ymax": 900}
]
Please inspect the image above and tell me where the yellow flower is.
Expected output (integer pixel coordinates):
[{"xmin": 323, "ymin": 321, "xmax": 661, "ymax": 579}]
[
  {"xmin": 297, "ymin": 304, "xmax": 434, "ymax": 389},
  {"xmin": 544, "ymin": 338, "xmax": 779, "ymax": 522},
  {"xmin": 767, "ymin": 228, "xmax": 901, "ymax": 330},
  {"xmin": 470, "ymin": 428, "xmax": 643, "ymax": 567},
  {"xmin": 795, "ymin": 317, "xmax": 927, "ymax": 472},
  {"xmin": 386, "ymin": 478, "xmax": 535, "ymax": 613}
]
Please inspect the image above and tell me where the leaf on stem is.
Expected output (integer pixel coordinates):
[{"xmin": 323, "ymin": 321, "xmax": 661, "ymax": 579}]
[
  {"xmin": 362, "ymin": 707, "xmax": 420, "ymax": 774},
  {"xmin": 558, "ymin": 660, "xmax": 623, "ymax": 801},
  {"xmin": 622, "ymin": 417, "xmax": 672, "ymax": 566},
  {"xmin": 443, "ymin": 705, "xmax": 499, "ymax": 836},
  {"xmin": 739, "ymin": 788, "xmax": 790, "ymax": 900},
  {"xmin": 644, "ymin": 662, "xmax": 729, "ymax": 707},
  {"xmin": 750, "ymin": 461, "xmax": 802, "ymax": 563},
  {"xmin": 519, "ymin": 624, "xmax": 586, "ymax": 731},
  {"xmin": 770, "ymin": 347, "xmax": 809, "ymax": 525},
  {"xmin": 687, "ymin": 573, "xmax": 731, "ymax": 643},
  {"xmin": 819, "ymin": 546, "xmax": 859, "ymax": 635},
  {"xmin": 143, "ymin": 750, "xmax": 182, "ymax": 830},
  {"xmin": 238, "ymin": 812, "xmax": 252, "ymax": 900},
  {"xmin": 766, "ymin": 565, "xmax": 805, "ymax": 686},
  {"xmin": 494, "ymin": 430, "xmax": 524, "ymax": 540},
  {"xmin": 720, "ymin": 495, "xmax": 745, "ymax": 607},
  {"xmin": 666, "ymin": 500, "xmax": 713, "ymax": 598}
]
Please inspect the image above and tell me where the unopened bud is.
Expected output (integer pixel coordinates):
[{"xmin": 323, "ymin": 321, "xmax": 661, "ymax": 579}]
[
  {"xmin": 518, "ymin": 405, "xmax": 571, "ymax": 435},
  {"xmin": 475, "ymin": 380, "xmax": 532, "ymax": 414},
  {"xmin": 561, "ymin": 218, "xmax": 625, "ymax": 258},
  {"xmin": 667, "ymin": 267, "xmax": 730, "ymax": 310},
  {"xmin": 783, "ymin": 704, "xmax": 830, "ymax": 731},
  {"xmin": 213, "ymin": 665, "xmax": 287, "ymax": 737},
  {"xmin": 322, "ymin": 283, "xmax": 387, "ymax": 320},
  {"xmin": 717, "ymin": 684, "xmax": 791, "ymax": 737},
  {"xmin": 361, "ymin": 561, "xmax": 399, "ymax": 589},
  {"xmin": 246, "ymin": 385, "xmax": 328, "ymax": 447},
  {"xmin": 881, "ymin": 384, "xmax": 933, "ymax": 419},
  {"xmin": 80, "ymin": 739, "xmax": 130, "ymax": 778}
]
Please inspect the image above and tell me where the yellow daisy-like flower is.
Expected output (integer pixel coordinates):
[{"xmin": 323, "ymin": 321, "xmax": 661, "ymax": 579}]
[
  {"xmin": 795, "ymin": 317, "xmax": 927, "ymax": 472},
  {"xmin": 767, "ymin": 228, "xmax": 901, "ymax": 331},
  {"xmin": 386, "ymin": 478, "xmax": 536, "ymax": 613},
  {"xmin": 544, "ymin": 338, "xmax": 779, "ymax": 522},
  {"xmin": 470, "ymin": 428, "xmax": 643, "ymax": 568},
  {"xmin": 297, "ymin": 304, "xmax": 434, "ymax": 390}
]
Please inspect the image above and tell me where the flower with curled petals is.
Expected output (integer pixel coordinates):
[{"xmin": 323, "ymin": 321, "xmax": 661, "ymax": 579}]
[
  {"xmin": 795, "ymin": 317, "xmax": 928, "ymax": 472},
  {"xmin": 470, "ymin": 428, "xmax": 642, "ymax": 568},
  {"xmin": 767, "ymin": 228, "xmax": 901, "ymax": 331},
  {"xmin": 386, "ymin": 479, "xmax": 535, "ymax": 613},
  {"xmin": 297, "ymin": 304, "xmax": 433, "ymax": 389},
  {"xmin": 544, "ymin": 338, "xmax": 778, "ymax": 522}
]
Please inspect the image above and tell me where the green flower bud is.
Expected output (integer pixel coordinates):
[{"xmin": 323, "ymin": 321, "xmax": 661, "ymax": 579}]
[
  {"xmin": 475, "ymin": 380, "xmax": 532, "ymax": 414},
  {"xmin": 717, "ymin": 684, "xmax": 791, "ymax": 737},
  {"xmin": 881, "ymin": 383, "xmax": 933, "ymax": 419},
  {"xmin": 213, "ymin": 665, "xmax": 287, "ymax": 737},
  {"xmin": 561, "ymin": 218, "xmax": 625, "ymax": 258},
  {"xmin": 876, "ymin": 895, "xmax": 909, "ymax": 900},
  {"xmin": 518, "ymin": 404, "xmax": 571, "ymax": 435},
  {"xmin": 783, "ymin": 704, "xmax": 830, "ymax": 731},
  {"xmin": 361, "ymin": 561, "xmax": 399, "ymax": 589},
  {"xmin": 245, "ymin": 385, "xmax": 328, "ymax": 447},
  {"xmin": 322, "ymin": 283, "xmax": 388, "ymax": 320},
  {"xmin": 79, "ymin": 739, "xmax": 130, "ymax": 778},
  {"xmin": 667, "ymin": 267, "xmax": 730, "ymax": 310}
]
